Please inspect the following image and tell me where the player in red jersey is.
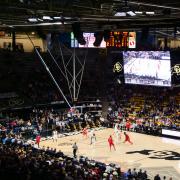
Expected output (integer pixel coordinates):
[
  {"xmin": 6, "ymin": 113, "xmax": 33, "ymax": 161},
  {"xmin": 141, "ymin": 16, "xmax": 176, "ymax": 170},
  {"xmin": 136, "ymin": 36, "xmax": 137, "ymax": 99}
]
[
  {"xmin": 36, "ymin": 134, "xmax": 41, "ymax": 147},
  {"xmin": 82, "ymin": 127, "xmax": 88, "ymax": 138},
  {"xmin": 108, "ymin": 135, "xmax": 116, "ymax": 151},
  {"xmin": 123, "ymin": 132, "xmax": 133, "ymax": 145}
]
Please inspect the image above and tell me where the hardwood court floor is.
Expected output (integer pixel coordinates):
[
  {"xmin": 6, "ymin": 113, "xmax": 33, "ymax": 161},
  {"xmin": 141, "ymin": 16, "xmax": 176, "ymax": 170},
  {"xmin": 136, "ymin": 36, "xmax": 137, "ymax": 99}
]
[{"xmin": 40, "ymin": 128, "xmax": 180, "ymax": 180}]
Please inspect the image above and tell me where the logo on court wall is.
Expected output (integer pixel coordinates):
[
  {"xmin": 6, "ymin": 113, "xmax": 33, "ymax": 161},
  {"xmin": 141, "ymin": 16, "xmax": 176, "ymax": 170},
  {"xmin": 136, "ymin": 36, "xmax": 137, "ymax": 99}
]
[
  {"xmin": 171, "ymin": 64, "xmax": 180, "ymax": 76},
  {"xmin": 113, "ymin": 62, "xmax": 123, "ymax": 73},
  {"xmin": 126, "ymin": 149, "xmax": 180, "ymax": 160}
]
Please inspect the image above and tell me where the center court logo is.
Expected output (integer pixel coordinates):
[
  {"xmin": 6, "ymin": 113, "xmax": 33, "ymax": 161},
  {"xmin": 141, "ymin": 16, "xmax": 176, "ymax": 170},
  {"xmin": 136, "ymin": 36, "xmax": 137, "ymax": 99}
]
[{"xmin": 126, "ymin": 149, "xmax": 180, "ymax": 160}]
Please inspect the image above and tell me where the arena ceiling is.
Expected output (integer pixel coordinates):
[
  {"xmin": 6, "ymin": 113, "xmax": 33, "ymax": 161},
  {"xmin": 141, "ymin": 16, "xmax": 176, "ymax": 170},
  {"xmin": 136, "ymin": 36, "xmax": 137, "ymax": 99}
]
[{"xmin": 0, "ymin": 0, "xmax": 180, "ymax": 33}]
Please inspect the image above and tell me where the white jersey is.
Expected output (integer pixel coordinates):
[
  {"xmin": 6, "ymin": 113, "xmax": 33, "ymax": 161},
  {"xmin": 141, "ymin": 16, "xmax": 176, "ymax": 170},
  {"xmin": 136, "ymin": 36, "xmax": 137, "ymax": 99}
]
[
  {"xmin": 53, "ymin": 130, "xmax": 58, "ymax": 139},
  {"xmin": 90, "ymin": 133, "xmax": 97, "ymax": 147},
  {"xmin": 115, "ymin": 129, "xmax": 121, "ymax": 144},
  {"xmin": 91, "ymin": 135, "xmax": 96, "ymax": 144},
  {"xmin": 114, "ymin": 123, "xmax": 119, "ymax": 133},
  {"xmin": 90, "ymin": 129, "xmax": 94, "ymax": 137},
  {"xmin": 115, "ymin": 130, "xmax": 121, "ymax": 138}
]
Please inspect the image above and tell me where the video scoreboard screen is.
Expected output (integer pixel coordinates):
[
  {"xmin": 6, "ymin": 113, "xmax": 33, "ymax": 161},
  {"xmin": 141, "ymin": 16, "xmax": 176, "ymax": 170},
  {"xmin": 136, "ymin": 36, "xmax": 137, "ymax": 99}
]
[
  {"xmin": 106, "ymin": 32, "xmax": 136, "ymax": 48},
  {"xmin": 70, "ymin": 32, "xmax": 136, "ymax": 48},
  {"xmin": 123, "ymin": 51, "xmax": 171, "ymax": 87},
  {"xmin": 71, "ymin": 32, "xmax": 106, "ymax": 48},
  {"xmin": 106, "ymin": 32, "xmax": 128, "ymax": 48}
]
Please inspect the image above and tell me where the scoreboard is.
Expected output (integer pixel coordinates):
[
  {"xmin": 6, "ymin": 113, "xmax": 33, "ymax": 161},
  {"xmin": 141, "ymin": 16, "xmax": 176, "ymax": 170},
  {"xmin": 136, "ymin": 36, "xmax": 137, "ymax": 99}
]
[
  {"xmin": 60, "ymin": 31, "xmax": 137, "ymax": 48},
  {"xmin": 106, "ymin": 32, "xmax": 128, "ymax": 48},
  {"xmin": 106, "ymin": 32, "xmax": 136, "ymax": 48}
]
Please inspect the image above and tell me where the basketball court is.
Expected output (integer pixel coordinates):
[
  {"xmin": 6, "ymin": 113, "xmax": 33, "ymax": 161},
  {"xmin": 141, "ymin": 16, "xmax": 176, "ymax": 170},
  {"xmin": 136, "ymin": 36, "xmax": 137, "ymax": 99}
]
[{"xmin": 40, "ymin": 128, "xmax": 180, "ymax": 180}]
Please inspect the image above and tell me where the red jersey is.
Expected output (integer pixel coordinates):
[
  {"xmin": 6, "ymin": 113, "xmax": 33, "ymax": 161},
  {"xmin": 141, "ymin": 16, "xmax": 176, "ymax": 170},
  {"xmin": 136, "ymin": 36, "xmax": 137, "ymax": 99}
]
[
  {"xmin": 125, "ymin": 134, "xmax": 130, "ymax": 141},
  {"xmin": 82, "ymin": 128, "xmax": 87, "ymax": 135},
  {"xmin": 36, "ymin": 135, "xmax": 41, "ymax": 143},
  {"xmin": 108, "ymin": 136, "xmax": 114, "ymax": 144}
]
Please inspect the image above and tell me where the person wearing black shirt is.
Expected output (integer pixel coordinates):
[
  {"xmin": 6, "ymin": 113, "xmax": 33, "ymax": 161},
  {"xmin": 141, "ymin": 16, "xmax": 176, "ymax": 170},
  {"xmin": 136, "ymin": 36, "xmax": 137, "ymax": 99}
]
[
  {"xmin": 72, "ymin": 142, "xmax": 78, "ymax": 158},
  {"xmin": 154, "ymin": 174, "xmax": 161, "ymax": 180}
]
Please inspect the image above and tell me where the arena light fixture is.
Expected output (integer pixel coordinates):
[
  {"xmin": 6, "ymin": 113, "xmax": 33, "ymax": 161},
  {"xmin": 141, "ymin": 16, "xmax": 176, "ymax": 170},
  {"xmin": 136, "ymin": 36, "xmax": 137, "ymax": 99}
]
[
  {"xmin": 38, "ymin": 18, "xmax": 43, "ymax": 22},
  {"xmin": 53, "ymin": 17, "xmax": 62, "ymax": 20},
  {"xmin": 114, "ymin": 12, "xmax": 126, "ymax": 17},
  {"xmin": 117, "ymin": 79, "xmax": 121, "ymax": 84},
  {"xmin": 176, "ymin": 30, "xmax": 180, "ymax": 34},
  {"xmin": 64, "ymin": 17, "xmax": 72, "ymax": 20},
  {"xmin": 35, "ymin": 22, "xmax": 63, "ymax": 26},
  {"xmin": 52, "ymin": 22, "xmax": 62, "ymax": 25},
  {"xmin": 146, "ymin": 11, "xmax": 155, "ymax": 15},
  {"xmin": 28, "ymin": 18, "xmax": 38, "ymax": 22},
  {"xmin": 127, "ymin": 11, "xmax": 136, "ymax": 16},
  {"xmin": 134, "ymin": 11, "xmax": 143, "ymax": 15},
  {"xmin": 43, "ymin": 16, "xmax": 53, "ymax": 21}
]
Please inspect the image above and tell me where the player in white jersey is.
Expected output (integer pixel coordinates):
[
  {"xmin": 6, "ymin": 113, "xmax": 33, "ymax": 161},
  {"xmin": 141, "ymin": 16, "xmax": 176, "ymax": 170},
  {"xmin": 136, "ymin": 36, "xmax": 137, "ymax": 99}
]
[
  {"xmin": 90, "ymin": 133, "xmax": 96, "ymax": 145},
  {"xmin": 90, "ymin": 129, "xmax": 95, "ymax": 144},
  {"xmin": 114, "ymin": 123, "xmax": 120, "ymax": 135},
  {"xmin": 114, "ymin": 123, "xmax": 121, "ymax": 144},
  {"xmin": 115, "ymin": 129, "xmax": 121, "ymax": 144},
  {"xmin": 91, "ymin": 133, "xmax": 96, "ymax": 148},
  {"xmin": 52, "ymin": 129, "xmax": 58, "ymax": 142}
]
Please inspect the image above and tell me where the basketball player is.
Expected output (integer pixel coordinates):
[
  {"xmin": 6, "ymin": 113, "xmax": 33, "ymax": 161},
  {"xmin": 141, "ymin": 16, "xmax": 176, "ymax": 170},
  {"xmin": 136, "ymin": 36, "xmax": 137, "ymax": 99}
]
[
  {"xmin": 90, "ymin": 129, "xmax": 95, "ymax": 144},
  {"xmin": 123, "ymin": 132, "xmax": 133, "ymax": 145},
  {"xmin": 82, "ymin": 127, "xmax": 88, "ymax": 138},
  {"xmin": 119, "ymin": 119, "xmax": 125, "ymax": 131},
  {"xmin": 52, "ymin": 129, "xmax": 58, "ymax": 142},
  {"xmin": 114, "ymin": 123, "xmax": 121, "ymax": 144},
  {"xmin": 115, "ymin": 129, "xmax": 121, "ymax": 144},
  {"xmin": 36, "ymin": 134, "xmax": 41, "ymax": 148},
  {"xmin": 114, "ymin": 123, "xmax": 119, "ymax": 132},
  {"xmin": 90, "ymin": 133, "xmax": 97, "ymax": 146},
  {"xmin": 108, "ymin": 135, "xmax": 116, "ymax": 151}
]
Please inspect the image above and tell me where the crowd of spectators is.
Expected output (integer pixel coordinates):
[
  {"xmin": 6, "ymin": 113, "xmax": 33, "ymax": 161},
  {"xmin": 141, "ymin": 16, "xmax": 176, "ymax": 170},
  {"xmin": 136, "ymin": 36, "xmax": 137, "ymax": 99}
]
[
  {"xmin": 0, "ymin": 108, "xmax": 72, "ymax": 140},
  {"xmin": 0, "ymin": 108, "xmax": 58, "ymax": 135},
  {"xmin": 106, "ymin": 85, "xmax": 180, "ymax": 133},
  {"xmin": 0, "ymin": 139, "xmax": 120, "ymax": 180},
  {"xmin": 0, "ymin": 124, "xmax": 174, "ymax": 180},
  {"xmin": 0, "ymin": 103, "xmax": 103, "ymax": 140}
]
